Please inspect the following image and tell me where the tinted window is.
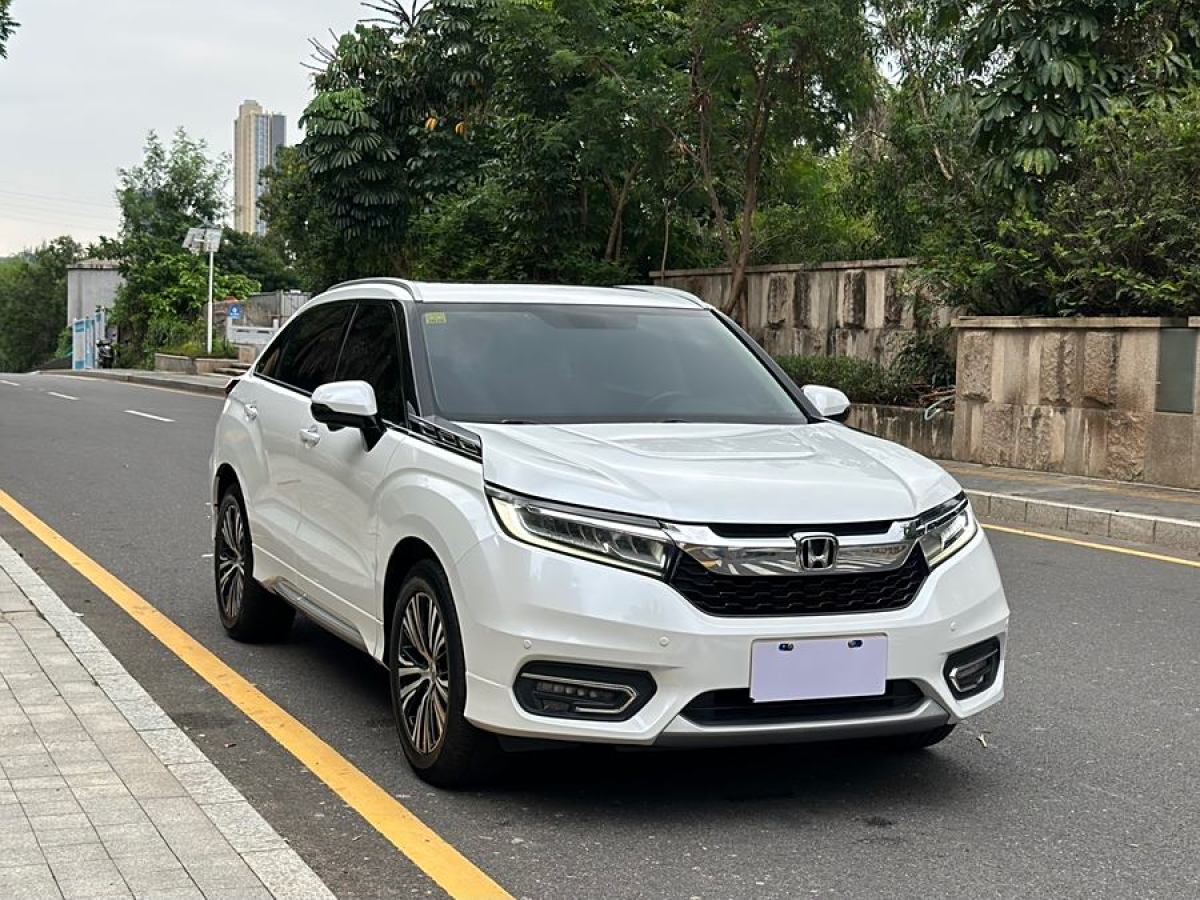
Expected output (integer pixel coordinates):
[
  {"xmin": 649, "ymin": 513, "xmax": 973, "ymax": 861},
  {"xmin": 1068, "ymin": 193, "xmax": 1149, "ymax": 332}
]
[
  {"xmin": 274, "ymin": 303, "xmax": 352, "ymax": 393},
  {"xmin": 419, "ymin": 303, "xmax": 806, "ymax": 424},
  {"xmin": 337, "ymin": 303, "xmax": 405, "ymax": 424},
  {"xmin": 256, "ymin": 338, "xmax": 283, "ymax": 379}
]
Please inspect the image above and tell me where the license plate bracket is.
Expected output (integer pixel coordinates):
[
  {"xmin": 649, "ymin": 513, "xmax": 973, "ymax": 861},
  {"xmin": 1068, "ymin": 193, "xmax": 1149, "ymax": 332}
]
[{"xmin": 750, "ymin": 635, "xmax": 887, "ymax": 702}]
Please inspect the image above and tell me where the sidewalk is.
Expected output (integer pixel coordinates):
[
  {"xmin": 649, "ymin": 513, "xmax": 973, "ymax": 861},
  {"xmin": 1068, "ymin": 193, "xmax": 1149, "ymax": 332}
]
[
  {"xmin": 0, "ymin": 537, "xmax": 333, "ymax": 900},
  {"xmin": 946, "ymin": 461, "xmax": 1200, "ymax": 554},
  {"xmin": 54, "ymin": 369, "xmax": 229, "ymax": 397}
]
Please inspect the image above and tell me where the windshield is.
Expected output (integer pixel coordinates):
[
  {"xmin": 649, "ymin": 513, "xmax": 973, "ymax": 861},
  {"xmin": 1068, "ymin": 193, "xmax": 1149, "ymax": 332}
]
[{"xmin": 417, "ymin": 303, "xmax": 808, "ymax": 424}]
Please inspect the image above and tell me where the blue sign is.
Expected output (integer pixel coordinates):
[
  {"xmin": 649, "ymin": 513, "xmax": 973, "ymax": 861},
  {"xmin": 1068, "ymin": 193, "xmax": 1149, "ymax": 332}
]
[{"xmin": 228, "ymin": 304, "xmax": 243, "ymax": 321}]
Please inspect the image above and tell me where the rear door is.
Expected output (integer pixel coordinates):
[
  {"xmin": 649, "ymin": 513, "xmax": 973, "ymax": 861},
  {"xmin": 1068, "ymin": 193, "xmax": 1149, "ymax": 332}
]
[
  {"xmin": 290, "ymin": 301, "xmax": 408, "ymax": 645},
  {"xmin": 247, "ymin": 301, "xmax": 352, "ymax": 572}
]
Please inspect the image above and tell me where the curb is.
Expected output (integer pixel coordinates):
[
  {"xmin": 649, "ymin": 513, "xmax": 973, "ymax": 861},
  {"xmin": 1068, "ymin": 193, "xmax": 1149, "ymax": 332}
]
[
  {"xmin": 968, "ymin": 489, "xmax": 1200, "ymax": 555},
  {"xmin": 53, "ymin": 369, "xmax": 227, "ymax": 397}
]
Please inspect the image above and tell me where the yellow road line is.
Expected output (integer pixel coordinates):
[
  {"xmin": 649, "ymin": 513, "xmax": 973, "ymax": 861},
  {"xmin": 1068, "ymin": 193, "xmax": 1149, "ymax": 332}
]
[
  {"xmin": 983, "ymin": 522, "xmax": 1200, "ymax": 569},
  {"xmin": 0, "ymin": 488, "xmax": 511, "ymax": 900}
]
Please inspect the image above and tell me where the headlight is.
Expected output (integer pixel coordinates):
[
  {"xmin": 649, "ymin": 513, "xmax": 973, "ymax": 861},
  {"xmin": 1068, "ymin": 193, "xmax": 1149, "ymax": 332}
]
[
  {"xmin": 487, "ymin": 489, "xmax": 671, "ymax": 575},
  {"xmin": 912, "ymin": 495, "xmax": 977, "ymax": 568}
]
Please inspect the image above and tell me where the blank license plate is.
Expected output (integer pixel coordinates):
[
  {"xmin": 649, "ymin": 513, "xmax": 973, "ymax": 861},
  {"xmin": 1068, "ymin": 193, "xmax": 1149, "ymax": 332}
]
[{"xmin": 750, "ymin": 636, "xmax": 887, "ymax": 702}]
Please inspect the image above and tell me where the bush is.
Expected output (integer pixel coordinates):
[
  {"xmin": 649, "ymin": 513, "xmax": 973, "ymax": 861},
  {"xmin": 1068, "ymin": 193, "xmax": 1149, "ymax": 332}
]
[
  {"xmin": 159, "ymin": 338, "xmax": 239, "ymax": 360},
  {"xmin": 775, "ymin": 355, "xmax": 917, "ymax": 407},
  {"xmin": 776, "ymin": 327, "xmax": 955, "ymax": 408},
  {"xmin": 924, "ymin": 91, "xmax": 1200, "ymax": 317}
]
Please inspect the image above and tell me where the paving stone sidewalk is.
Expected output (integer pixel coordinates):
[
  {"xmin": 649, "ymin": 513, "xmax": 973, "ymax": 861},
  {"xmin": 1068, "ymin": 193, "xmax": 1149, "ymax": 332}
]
[
  {"xmin": 945, "ymin": 461, "xmax": 1200, "ymax": 554},
  {"xmin": 0, "ymin": 537, "xmax": 335, "ymax": 900}
]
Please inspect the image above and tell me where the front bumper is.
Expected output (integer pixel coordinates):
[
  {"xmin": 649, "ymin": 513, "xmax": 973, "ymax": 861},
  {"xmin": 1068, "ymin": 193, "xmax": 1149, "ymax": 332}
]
[{"xmin": 452, "ymin": 528, "xmax": 1008, "ymax": 746}]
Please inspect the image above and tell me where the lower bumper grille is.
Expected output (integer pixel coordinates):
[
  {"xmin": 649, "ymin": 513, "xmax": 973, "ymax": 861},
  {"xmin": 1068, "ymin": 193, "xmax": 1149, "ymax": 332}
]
[
  {"xmin": 681, "ymin": 679, "xmax": 925, "ymax": 727},
  {"xmin": 667, "ymin": 548, "xmax": 929, "ymax": 617}
]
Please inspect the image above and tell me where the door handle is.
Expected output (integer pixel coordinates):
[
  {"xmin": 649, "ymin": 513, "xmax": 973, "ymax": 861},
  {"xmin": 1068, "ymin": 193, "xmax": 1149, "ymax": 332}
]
[
  {"xmin": 243, "ymin": 402, "xmax": 258, "ymax": 421},
  {"xmin": 298, "ymin": 425, "xmax": 321, "ymax": 447}
]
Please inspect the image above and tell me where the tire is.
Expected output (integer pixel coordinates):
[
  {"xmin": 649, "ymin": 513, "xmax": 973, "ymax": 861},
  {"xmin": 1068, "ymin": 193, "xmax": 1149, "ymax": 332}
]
[
  {"xmin": 880, "ymin": 724, "xmax": 956, "ymax": 751},
  {"xmin": 388, "ymin": 560, "xmax": 500, "ymax": 788},
  {"xmin": 214, "ymin": 488, "xmax": 295, "ymax": 642}
]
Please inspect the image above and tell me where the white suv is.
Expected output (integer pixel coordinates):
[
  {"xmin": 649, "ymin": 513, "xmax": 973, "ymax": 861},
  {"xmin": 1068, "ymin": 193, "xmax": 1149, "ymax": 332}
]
[{"xmin": 211, "ymin": 280, "xmax": 1008, "ymax": 786}]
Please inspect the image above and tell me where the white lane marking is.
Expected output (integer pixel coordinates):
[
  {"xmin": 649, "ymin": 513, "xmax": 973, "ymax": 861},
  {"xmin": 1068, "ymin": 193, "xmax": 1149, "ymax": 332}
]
[
  {"xmin": 0, "ymin": 379, "xmax": 19, "ymax": 386},
  {"xmin": 124, "ymin": 409, "xmax": 175, "ymax": 423},
  {"xmin": 47, "ymin": 391, "xmax": 78, "ymax": 401}
]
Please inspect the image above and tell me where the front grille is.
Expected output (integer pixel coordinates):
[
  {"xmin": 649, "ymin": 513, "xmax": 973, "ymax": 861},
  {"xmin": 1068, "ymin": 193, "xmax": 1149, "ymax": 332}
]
[
  {"xmin": 667, "ymin": 548, "xmax": 929, "ymax": 617},
  {"xmin": 681, "ymin": 680, "xmax": 925, "ymax": 726}
]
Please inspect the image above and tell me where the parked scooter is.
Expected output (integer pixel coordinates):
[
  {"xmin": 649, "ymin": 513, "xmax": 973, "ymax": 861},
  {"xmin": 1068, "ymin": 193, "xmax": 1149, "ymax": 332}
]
[{"xmin": 96, "ymin": 339, "xmax": 115, "ymax": 369}]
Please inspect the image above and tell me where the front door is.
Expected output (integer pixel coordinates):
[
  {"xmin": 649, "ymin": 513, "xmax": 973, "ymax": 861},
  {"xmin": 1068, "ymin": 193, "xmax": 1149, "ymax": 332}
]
[
  {"xmin": 291, "ymin": 301, "xmax": 409, "ymax": 648},
  {"xmin": 251, "ymin": 301, "xmax": 353, "ymax": 573}
]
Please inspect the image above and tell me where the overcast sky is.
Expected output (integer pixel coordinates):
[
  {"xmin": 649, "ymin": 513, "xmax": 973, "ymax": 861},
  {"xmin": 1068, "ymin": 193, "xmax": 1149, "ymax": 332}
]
[{"xmin": 0, "ymin": 0, "xmax": 368, "ymax": 255}]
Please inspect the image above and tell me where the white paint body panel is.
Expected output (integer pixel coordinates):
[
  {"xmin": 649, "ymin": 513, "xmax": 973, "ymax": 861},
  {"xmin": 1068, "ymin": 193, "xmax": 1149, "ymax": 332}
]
[{"xmin": 211, "ymin": 280, "xmax": 1008, "ymax": 748}]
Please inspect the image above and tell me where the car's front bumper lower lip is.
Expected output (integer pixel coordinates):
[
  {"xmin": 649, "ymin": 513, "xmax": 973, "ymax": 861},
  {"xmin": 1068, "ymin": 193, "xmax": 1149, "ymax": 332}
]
[{"xmin": 453, "ymin": 528, "xmax": 1009, "ymax": 747}]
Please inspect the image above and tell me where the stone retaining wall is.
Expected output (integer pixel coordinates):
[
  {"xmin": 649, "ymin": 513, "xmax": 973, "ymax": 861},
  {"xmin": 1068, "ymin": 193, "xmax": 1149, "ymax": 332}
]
[
  {"xmin": 952, "ymin": 316, "xmax": 1200, "ymax": 489},
  {"xmin": 847, "ymin": 404, "xmax": 954, "ymax": 460},
  {"xmin": 652, "ymin": 259, "xmax": 950, "ymax": 364}
]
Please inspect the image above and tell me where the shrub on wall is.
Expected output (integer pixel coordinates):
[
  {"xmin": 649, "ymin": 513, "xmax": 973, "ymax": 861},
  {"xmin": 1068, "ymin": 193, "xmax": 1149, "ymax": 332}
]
[{"xmin": 925, "ymin": 92, "xmax": 1200, "ymax": 317}]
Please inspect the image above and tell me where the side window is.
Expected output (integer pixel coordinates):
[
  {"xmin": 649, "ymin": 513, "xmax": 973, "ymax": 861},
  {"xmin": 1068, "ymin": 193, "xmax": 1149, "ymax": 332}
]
[
  {"xmin": 337, "ymin": 303, "xmax": 405, "ymax": 424},
  {"xmin": 256, "ymin": 335, "xmax": 285, "ymax": 378},
  {"xmin": 274, "ymin": 303, "xmax": 352, "ymax": 394}
]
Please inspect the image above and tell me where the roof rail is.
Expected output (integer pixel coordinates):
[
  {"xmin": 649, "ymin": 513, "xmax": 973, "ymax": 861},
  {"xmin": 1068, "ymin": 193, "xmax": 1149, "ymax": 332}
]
[
  {"xmin": 326, "ymin": 277, "xmax": 424, "ymax": 302},
  {"xmin": 616, "ymin": 284, "xmax": 708, "ymax": 308}
]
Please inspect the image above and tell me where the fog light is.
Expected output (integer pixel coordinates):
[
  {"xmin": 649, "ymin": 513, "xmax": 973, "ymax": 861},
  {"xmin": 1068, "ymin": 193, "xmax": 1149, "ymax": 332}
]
[
  {"xmin": 514, "ymin": 663, "xmax": 656, "ymax": 721},
  {"xmin": 944, "ymin": 638, "xmax": 1001, "ymax": 699}
]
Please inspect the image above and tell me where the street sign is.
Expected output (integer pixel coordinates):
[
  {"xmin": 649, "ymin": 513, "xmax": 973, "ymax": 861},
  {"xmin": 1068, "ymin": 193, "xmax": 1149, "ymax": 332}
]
[{"xmin": 228, "ymin": 304, "xmax": 242, "ymax": 321}]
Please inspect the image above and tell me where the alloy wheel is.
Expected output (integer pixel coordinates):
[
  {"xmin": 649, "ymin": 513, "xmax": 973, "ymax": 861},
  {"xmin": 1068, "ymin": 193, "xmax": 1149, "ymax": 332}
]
[
  {"xmin": 216, "ymin": 500, "xmax": 246, "ymax": 622},
  {"xmin": 395, "ymin": 591, "xmax": 450, "ymax": 755}
]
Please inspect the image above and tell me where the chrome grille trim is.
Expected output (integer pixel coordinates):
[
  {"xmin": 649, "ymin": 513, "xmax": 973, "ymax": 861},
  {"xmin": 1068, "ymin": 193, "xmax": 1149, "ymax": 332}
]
[{"xmin": 663, "ymin": 494, "xmax": 967, "ymax": 578}]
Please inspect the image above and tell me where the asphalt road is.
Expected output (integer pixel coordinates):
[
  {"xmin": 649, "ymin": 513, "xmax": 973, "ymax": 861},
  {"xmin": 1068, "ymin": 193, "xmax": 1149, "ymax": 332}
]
[{"xmin": 2, "ymin": 371, "xmax": 1198, "ymax": 899}]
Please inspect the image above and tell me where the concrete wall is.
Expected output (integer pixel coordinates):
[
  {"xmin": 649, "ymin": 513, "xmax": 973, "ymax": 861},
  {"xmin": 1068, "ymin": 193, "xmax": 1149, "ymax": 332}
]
[
  {"xmin": 952, "ymin": 316, "xmax": 1200, "ymax": 489},
  {"xmin": 66, "ymin": 261, "xmax": 123, "ymax": 325},
  {"xmin": 652, "ymin": 259, "xmax": 950, "ymax": 364},
  {"xmin": 848, "ymin": 404, "xmax": 954, "ymax": 461}
]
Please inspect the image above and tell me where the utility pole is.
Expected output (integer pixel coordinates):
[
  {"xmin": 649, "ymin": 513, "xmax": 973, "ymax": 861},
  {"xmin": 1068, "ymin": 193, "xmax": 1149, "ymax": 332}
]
[{"xmin": 183, "ymin": 226, "xmax": 224, "ymax": 354}]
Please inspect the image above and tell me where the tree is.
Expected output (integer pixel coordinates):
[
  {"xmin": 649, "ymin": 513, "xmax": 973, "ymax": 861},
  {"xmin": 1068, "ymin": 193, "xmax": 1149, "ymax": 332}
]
[
  {"xmin": 109, "ymin": 129, "xmax": 257, "ymax": 363},
  {"xmin": 664, "ymin": 0, "xmax": 877, "ymax": 313},
  {"xmin": 0, "ymin": 0, "xmax": 18, "ymax": 59},
  {"xmin": 0, "ymin": 237, "xmax": 82, "ymax": 372},
  {"xmin": 116, "ymin": 129, "xmax": 227, "ymax": 245},
  {"xmin": 961, "ymin": 0, "xmax": 1200, "ymax": 198},
  {"xmin": 217, "ymin": 230, "xmax": 299, "ymax": 293}
]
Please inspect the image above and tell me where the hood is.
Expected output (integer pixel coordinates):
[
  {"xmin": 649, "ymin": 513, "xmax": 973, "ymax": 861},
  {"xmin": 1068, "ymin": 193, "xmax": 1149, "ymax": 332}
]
[{"xmin": 471, "ymin": 421, "xmax": 960, "ymax": 525}]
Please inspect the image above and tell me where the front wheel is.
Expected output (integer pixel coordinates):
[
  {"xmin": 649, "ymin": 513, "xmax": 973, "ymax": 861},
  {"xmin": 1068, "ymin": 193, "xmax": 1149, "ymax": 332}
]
[
  {"xmin": 388, "ymin": 560, "xmax": 499, "ymax": 787},
  {"xmin": 214, "ymin": 488, "xmax": 294, "ymax": 642}
]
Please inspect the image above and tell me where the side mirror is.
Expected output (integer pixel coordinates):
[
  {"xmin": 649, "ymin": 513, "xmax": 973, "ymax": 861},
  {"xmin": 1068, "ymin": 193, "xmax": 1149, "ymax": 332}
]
[
  {"xmin": 311, "ymin": 380, "xmax": 384, "ymax": 449},
  {"xmin": 801, "ymin": 384, "xmax": 851, "ymax": 422}
]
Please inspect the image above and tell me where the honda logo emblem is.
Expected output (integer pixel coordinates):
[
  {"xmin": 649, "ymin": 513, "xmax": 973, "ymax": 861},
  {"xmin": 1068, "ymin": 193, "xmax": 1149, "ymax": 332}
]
[{"xmin": 795, "ymin": 534, "xmax": 838, "ymax": 571}]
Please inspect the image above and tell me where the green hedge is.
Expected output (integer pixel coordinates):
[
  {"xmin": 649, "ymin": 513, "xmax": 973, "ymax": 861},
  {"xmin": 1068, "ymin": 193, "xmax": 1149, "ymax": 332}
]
[{"xmin": 775, "ymin": 355, "xmax": 919, "ymax": 407}]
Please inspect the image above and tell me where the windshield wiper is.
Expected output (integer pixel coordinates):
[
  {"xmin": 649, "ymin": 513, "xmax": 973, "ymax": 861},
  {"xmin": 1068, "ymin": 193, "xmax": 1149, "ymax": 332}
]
[{"xmin": 499, "ymin": 418, "xmax": 543, "ymax": 425}]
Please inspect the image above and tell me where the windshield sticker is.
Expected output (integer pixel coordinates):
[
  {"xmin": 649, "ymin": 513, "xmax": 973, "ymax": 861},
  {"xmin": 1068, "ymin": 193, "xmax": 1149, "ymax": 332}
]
[{"xmin": 424, "ymin": 312, "xmax": 448, "ymax": 325}]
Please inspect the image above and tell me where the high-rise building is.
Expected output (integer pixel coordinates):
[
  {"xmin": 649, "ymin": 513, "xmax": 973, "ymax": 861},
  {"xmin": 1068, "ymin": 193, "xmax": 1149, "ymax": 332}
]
[{"xmin": 233, "ymin": 100, "xmax": 286, "ymax": 236}]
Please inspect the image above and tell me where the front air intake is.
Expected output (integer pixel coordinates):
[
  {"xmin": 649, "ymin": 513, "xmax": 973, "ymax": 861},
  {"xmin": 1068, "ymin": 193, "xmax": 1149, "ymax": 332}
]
[
  {"xmin": 944, "ymin": 638, "xmax": 1001, "ymax": 699},
  {"xmin": 513, "ymin": 662, "xmax": 656, "ymax": 721}
]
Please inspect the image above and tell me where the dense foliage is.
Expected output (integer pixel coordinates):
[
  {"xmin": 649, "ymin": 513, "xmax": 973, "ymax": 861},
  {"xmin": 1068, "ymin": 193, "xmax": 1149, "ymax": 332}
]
[
  {"xmin": 258, "ymin": 0, "xmax": 1200, "ymax": 318},
  {"xmin": 0, "ymin": 0, "xmax": 17, "ymax": 59},
  {"xmin": 108, "ymin": 130, "xmax": 276, "ymax": 366},
  {"xmin": 0, "ymin": 237, "xmax": 81, "ymax": 372}
]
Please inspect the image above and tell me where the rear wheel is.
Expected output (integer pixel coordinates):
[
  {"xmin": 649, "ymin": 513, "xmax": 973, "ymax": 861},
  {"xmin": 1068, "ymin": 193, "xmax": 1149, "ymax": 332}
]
[
  {"xmin": 214, "ymin": 488, "xmax": 294, "ymax": 642},
  {"xmin": 389, "ymin": 560, "xmax": 500, "ymax": 787}
]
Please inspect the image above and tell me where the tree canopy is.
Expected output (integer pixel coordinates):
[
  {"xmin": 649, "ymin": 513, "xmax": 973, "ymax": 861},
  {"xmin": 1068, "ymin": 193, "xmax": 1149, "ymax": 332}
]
[{"xmin": 0, "ymin": 0, "xmax": 18, "ymax": 59}]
